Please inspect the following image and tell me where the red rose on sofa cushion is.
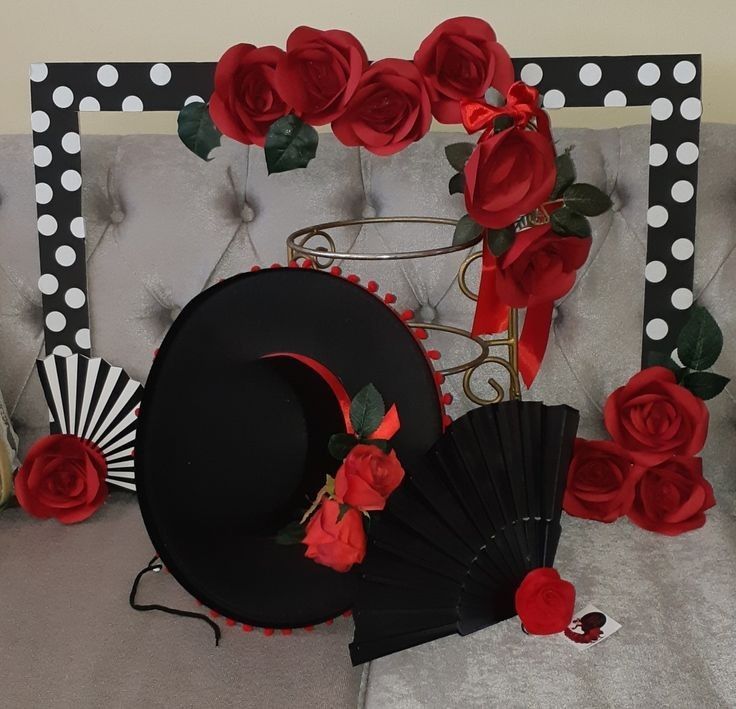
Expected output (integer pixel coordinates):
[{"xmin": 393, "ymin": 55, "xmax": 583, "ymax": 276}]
[
  {"xmin": 334, "ymin": 443, "xmax": 405, "ymax": 512},
  {"xmin": 302, "ymin": 498, "xmax": 366, "ymax": 572},
  {"xmin": 515, "ymin": 567, "xmax": 576, "ymax": 635},
  {"xmin": 209, "ymin": 43, "xmax": 289, "ymax": 147},
  {"xmin": 563, "ymin": 438, "xmax": 637, "ymax": 523},
  {"xmin": 628, "ymin": 456, "xmax": 715, "ymax": 536},
  {"xmin": 14, "ymin": 434, "xmax": 108, "ymax": 524},
  {"xmin": 494, "ymin": 223, "xmax": 591, "ymax": 307},
  {"xmin": 331, "ymin": 58, "xmax": 432, "ymax": 156},
  {"xmin": 603, "ymin": 367, "xmax": 709, "ymax": 465},
  {"xmin": 464, "ymin": 127, "xmax": 556, "ymax": 229},
  {"xmin": 275, "ymin": 26, "xmax": 368, "ymax": 125},
  {"xmin": 414, "ymin": 16, "xmax": 514, "ymax": 124}
]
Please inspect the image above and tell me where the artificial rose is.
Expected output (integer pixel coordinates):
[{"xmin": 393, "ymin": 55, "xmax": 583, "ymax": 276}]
[
  {"xmin": 628, "ymin": 456, "xmax": 715, "ymax": 536},
  {"xmin": 331, "ymin": 58, "xmax": 432, "ymax": 156},
  {"xmin": 563, "ymin": 438, "xmax": 636, "ymax": 523},
  {"xmin": 515, "ymin": 567, "xmax": 576, "ymax": 635},
  {"xmin": 209, "ymin": 43, "xmax": 289, "ymax": 147},
  {"xmin": 464, "ymin": 127, "xmax": 556, "ymax": 229},
  {"xmin": 414, "ymin": 16, "xmax": 514, "ymax": 124},
  {"xmin": 335, "ymin": 443, "xmax": 405, "ymax": 512},
  {"xmin": 495, "ymin": 223, "xmax": 591, "ymax": 307},
  {"xmin": 302, "ymin": 498, "xmax": 366, "ymax": 572},
  {"xmin": 604, "ymin": 367, "xmax": 709, "ymax": 465},
  {"xmin": 275, "ymin": 26, "xmax": 368, "ymax": 125},
  {"xmin": 14, "ymin": 434, "xmax": 107, "ymax": 524}
]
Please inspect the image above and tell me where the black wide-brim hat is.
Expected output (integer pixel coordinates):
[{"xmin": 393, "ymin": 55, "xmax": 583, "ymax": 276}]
[{"xmin": 136, "ymin": 267, "xmax": 444, "ymax": 629}]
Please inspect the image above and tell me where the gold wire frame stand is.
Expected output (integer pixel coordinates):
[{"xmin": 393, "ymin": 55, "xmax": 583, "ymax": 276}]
[{"xmin": 286, "ymin": 217, "xmax": 521, "ymax": 404}]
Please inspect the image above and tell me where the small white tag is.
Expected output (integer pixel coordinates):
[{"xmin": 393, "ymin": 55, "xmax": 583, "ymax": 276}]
[{"xmin": 561, "ymin": 604, "xmax": 620, "ymax": 650}]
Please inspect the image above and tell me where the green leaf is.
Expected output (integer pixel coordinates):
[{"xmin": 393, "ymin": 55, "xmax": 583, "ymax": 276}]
[
  {"xmin": 677, "ymin": 305, "xmax": 723, "ymax": 370},
  {"xmin": 646, "ymin": 350, "xmax": 683, "ymax": 376},
  {"xmin": 360, "ymin": 438, "xmax": 390, "ymax": 453},
  {"xmin": 494, "ymin": 115, "xmax": 514, "ymax": 133},
  {"xmin": 177, "ymin": 102, "xmax": 222, "ymax": 161},
  {"xmin": 337, "ymin": 503, "xmax": 352, "ymax": 523},
  {"xmin": 550, "ymin": 206, "xmax": 592, "ymax": 237},
  {"xmin": 328, "ymin": 433, "xmax": 358, "ymax": 460},
  {"xmin": 487, "ymin": 228, "xmax": 516, "ymax": 257},
  {"xmin": 453, "ymin": 214, "xmax": 484, "ymax": 246},
  {"xmin": 448, "ymin": 172, "xmax": 465, "ymax": 195},
  {"xmin": 552, "ymin": 148, "xmax": 576, "ymax": 198},
  {"xmin": 349, "ymin": 384, "xmax": 385, "ymax": 438},
  {"xmin": 681, "ymin": 371, "xmax": 730, "ymax": 400},
  {"xmin": 264, "ymin": 114, "xmax": 318, "ymax": 175},
  {"xmin": 444, "ymin": 142, "xmax": 475, "ymax": 172},
  {"xmin": 275, "ymin": 520, "xmax": 306, "ymax": 545},
  {"xmin": 562, "ymin": 183, "xmax": 612, "ymax": 217}
]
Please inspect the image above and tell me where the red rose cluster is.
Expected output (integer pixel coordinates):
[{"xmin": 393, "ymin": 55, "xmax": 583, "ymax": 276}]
[
  {"xmin": 564, "ymin": 367, "xmax": 715, "ymax": 536},
  {"xmin": 209, "ymin": 17, "xmax": 513, "ymax": 154}
]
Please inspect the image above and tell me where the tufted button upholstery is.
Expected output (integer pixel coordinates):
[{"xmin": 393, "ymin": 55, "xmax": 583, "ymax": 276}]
[
  {"xmin": 240, "ymin": 202, "xmax": 255, "ymax": 223},
  {"xmin": 417, "ymin": 303, "xmax": 438, "ymax": 322},
  {"xmin": 110, "ymin": 208, "xmax": 125, "ymax": 224}
]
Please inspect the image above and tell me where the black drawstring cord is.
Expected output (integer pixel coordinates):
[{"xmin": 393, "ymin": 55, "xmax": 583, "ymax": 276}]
[{"xmin": 129, "ymin": 554, "xmax": 222, "ymax": 646}]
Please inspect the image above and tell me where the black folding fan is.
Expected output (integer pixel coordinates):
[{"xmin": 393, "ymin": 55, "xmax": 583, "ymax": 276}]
[{"xmin": 349, "ymin": 400, "xmax": 579, "ymax": 664}]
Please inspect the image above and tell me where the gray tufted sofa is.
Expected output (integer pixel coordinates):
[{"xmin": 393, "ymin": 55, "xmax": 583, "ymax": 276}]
[{"xmin": 1, "ymin": 126, "xmax": 735, "ymax": 708}]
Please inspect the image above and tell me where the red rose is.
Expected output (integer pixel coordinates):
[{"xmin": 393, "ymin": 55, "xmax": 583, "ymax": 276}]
[
  {"xmin": 335, "ymin": 443, "xmax": 405, "ymax": 512},
  {"xmin": 302, "ymin": 498, "xmax": 366, "ymax": 572},
  {"xmin": 464, "ymin": 127, "xmax": 556, "ymax": 229},
  {"xmin": 564, "ymin": 439, "xmax": 636, "ymax": 523},
  {"xmin": 332, "ymin": 58, "xmax": 432, "ymax": 156},
  {"xmin": 515, "ymin": 567, "xmax": 576, "ymax": 635},
  {"xmin": 495, "ymin": 223, "xmax": 591, "ymax": 307},
  {"xmin": 604, "ymin": 367, "xmax": 709, "ymax": 465},
  {"xmin": 209, "ymin": 43, "xmax": 289, "ymax": 147},
  {"xmin": 275, "ymin": 26, "xmax": 368, "ymax": 125},
  {"xmin": 628, "ymin": 457, "xmax": 715, "ymax": 536},
  {"xmin": 414, "ymin": 16, "xmax": 514, "ymax": 124},
  {"xmin": 14, "ymin": 434, "xmax": 107, "ymax": 524}
]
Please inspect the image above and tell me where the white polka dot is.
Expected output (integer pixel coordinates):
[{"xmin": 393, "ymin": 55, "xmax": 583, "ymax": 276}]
[
  {"xmin": 184, "ymin": 95, "xmax": 204, "ymax": 106},
  {"xmin": 604, "ymin": 90, "xmax": 627, "ymax": 107},
  {"xmin": 29, "ymin": 63, "xmax": 48, "ymax": 82},
  {"xmin": 637, "ymin": 62, "xmax": 661, "ymax": 86},
  {"xmin": 61, "ymin": 169, "xmax": 82, "ymax": 191},
  {"xmin": 651, "ymin": 97, "xmax": 673, "ymax": 121},
  {"xmin": 64, "ymin": 287, "xmax": 86, "ymax": 309},
  {"xmin": 671, "ymin": 180, "xmax": 694, "ymax": 203},
  {"xmin": 647, "ymin": 205, "xmax": 669, "ymax": 228},
  {"xmin": 61, "ymin": 132, "xmax": 80, "ymax": 154},
  {"xmin": 70, "ymin": 216, "xmax": 86, "ymax": 238},
  {"xmin": 671, "ymin": 288, "xmax": 693, "ymax": 310},
  {"xmin": 79, "ymin": 96, "xmax": 101, "ymax": 111},
  {"xmin": 55, "ymin": 245, "xmax": 76, "ymax": 267},
  {"xmin": 122, "ymin": 95, "xmax": 144, "ymax": 112},
  {"xmin": 37, "ymin": 214, "xmax": 58, "ymax": 236},
  {"xmin": 52, "ymin": 345, "xmax": 73, "ymax": 357},
  {"xmin": 578, "ymin": 62, "xmax": 602, "ymax": 86},
  {"xmin": 520, "ymin": 63, "xmax": 543, "ymax": 86},
  {"xmin": 673, "ymin": 60, "xmax": 697, "ymax": 84},
  {"xmin": 75, "ymin": 328, "xmax": 91, "ymax": 349},
  {"xmin": 671, "ymin": 348, "xmax": 684, "ymax": 367},
  {"xmin": 52, "ymin": 86, "xmax": 74, "ymax": 109},
  {"xmin": 672, "ymin": 238, "xmax": 694, "ymax": 260},
  {"xmin": 680, "ymin": 97, "xmax": 702, "ymax": 120},
  {"xmin": 645, "ymin": 260, "xmax": 667, "ymax": 283},
  {"xmin": 97, "ymin": 64, "xmax": 118, "ymax": 87},
  {"xmin": 646, "ymin": 318, "xmax": 669, "ymax": 341},
  {"xmin": 33, "ymin": 145, "xmax": 52, "ymax": 167},
  {"xmin": 542, "ymin": 89, "xmax": 565, "ymax": 109},
  {"xmin": 31, "ymin": 110, "xmax": 50, "ymax": 133},
  {"xmin": 35, "ymin": 182, "xmax": 53, "ymax": 204},
  {"xmin": 38, "ymin": 273, "xmax": 59, "ymax": 295},
  {"xmin": 649, "ymin": 143, "xmax": 668, "ymax": 166},
  {"xmin": 45, "ymin": 311, "xmax": 67, "ymax": 333},
  {"xmin": 676, "ymin": 142, "xmax": 699, "ymax": 165},
  {"xmin": 150, "ymin": 63, "xmax": 171, "ymax": 85}
]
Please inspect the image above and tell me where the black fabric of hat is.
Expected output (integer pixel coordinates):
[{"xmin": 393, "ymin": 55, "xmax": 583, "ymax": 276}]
[{"xmin": 135, "ymin": 268, "xmax": 444, "ymax": 629}]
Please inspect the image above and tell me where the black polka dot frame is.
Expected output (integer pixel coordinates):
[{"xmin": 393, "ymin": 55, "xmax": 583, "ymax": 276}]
[{"xmin": 30, "ymin": 55, "xmax": 701, "ymax": 368}]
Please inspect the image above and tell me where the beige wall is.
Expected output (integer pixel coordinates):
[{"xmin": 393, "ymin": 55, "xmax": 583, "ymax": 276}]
[{"xmin": 2, "ymin": 0, "xmax": 734, "ymax": 134}]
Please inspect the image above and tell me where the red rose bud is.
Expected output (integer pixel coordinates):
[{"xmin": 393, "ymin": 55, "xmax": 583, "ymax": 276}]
[
  {"xmin": 414, "ymin": 16, "xmax": 514, "ymax": 124},
  {"xmin": 14, "ymin": 434, "xmax": 108, "ymax": 524},
  {"xmin": 515, "ymin": 568, "xmax": 576, "ymax": 635},
  {"xmin": 563, "ymin": 439, "xmax": 637, "ymax": 523},
  {"xmin": 334, "ymin": 444, "xmax": 405, "ymax": 512},
  {"xmin": 604, "ymin": 367, "xmax": 709, "ymax": 465},
  {"xmin": 302, "ymin": 499, "xmax": 367, "ymax": 573},
  {"xmin": 628, "ymin": 456, "xmax": 715, "ymax": 536}
]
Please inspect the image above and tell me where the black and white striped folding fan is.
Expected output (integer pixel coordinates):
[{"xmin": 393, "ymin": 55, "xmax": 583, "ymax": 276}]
[{"xmin": 36, "ymin": 354, "xmax": 143, "ymax": 491}]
